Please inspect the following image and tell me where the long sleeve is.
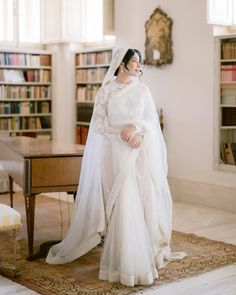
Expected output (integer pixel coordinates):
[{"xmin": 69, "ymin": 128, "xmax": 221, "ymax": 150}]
[{"xmin": 92, "ymin": 87, "xmax": 121, "ymax": 141}]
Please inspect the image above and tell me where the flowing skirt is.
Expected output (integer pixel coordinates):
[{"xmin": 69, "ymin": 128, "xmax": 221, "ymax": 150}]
[
  {"xmin": 46, "ymin": 132, "xmax": 186, "ymax": 286},
  {"xmin": 98, "ymin": 140, "xmax": 173, "ymax": 286}
]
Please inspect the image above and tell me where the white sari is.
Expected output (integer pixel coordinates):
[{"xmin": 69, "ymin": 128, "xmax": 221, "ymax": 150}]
[{"xmin": 46, "ymin": 79, "xmax": 185, "ymax": 286}]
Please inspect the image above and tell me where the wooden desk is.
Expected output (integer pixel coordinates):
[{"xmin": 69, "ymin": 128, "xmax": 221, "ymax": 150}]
[{"xmin": 0, "ymin": 136, "xmax": 84, "ymax": 259}]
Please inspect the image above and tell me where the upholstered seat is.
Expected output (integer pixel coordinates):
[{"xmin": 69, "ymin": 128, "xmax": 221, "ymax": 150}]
[{"xmin": 0, "ymin": 204, "xmax": 21, "ymax": 276}]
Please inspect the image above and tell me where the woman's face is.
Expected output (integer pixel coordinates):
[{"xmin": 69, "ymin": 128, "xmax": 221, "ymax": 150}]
[{"xmin": 124, "ymin": 52, "xmax": 141, "ymax": 77}]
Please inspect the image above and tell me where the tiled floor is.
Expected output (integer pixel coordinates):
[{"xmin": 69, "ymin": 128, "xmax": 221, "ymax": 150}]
[{"xmin": 0, "ymin": 198, "xmax": 236, "ymax": 294}]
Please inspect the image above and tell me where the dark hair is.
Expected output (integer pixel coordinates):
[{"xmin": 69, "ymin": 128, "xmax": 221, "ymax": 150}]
[{"xmin": 114, "ymin": 49, "xmax": 142, "ymax": 76}]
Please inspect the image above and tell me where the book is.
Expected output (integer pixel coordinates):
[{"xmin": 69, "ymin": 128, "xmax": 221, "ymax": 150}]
[
  {"xmin": 224, "ymin": 143, "xmax": 236, "ymax": 165},
  {"xmin": 221, "ymin": 95, "xmax": 236, "ymax": 105},
  {"xmin": 20, "ymin": 102, "xmax": 30, "ymax": 115},
  {"xmin": 39, "ymin": 116, "xmax": 51, "ymax": 129},
  {"xmin": 76, "ymin": 126, "xmax": 81, "ymax": 144},
  {"xmin": 222, "ymin": 107, "xmax": 236, "ymax": 126},
  {"xmin": 222, "ymin": 42, "xmax": 236, "ymax": 59},
  {"xmin": 40, "ymin": 55, "xmax": 51, "ymax": 66},
  {"xmin": 76, "ymin": 126, "xmax": 89, "ymax": 145},
  {"xmin": 220, "ymin": 143, "xmax": 226, "ymax": 163},
  {"xmin": 81, "ymin": 126, "xmax": 89, "ymax": 145},
  {"xmin": 231, "ymin": 143, "xmax": 236, "ymax": 162}
]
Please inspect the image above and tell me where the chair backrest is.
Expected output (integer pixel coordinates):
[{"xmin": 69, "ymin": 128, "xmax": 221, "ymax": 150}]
[{"xmin": 0, "ymin": 165, "xmax": 9, "ymax": 194}]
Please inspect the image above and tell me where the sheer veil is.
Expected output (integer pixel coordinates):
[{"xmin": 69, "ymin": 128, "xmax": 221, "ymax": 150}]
[
  {"xmin": 46, "ymin": 48, "xmax": 130, "ymax": 264},
  {"xmin": 102, "ymin": 47, "xmax": 128, "ymax": 86}
]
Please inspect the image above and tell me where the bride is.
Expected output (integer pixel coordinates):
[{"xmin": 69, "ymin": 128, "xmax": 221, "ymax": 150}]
[{"xmin": 46, "ymin": 48, "xmax": 186, "ymax": 286}]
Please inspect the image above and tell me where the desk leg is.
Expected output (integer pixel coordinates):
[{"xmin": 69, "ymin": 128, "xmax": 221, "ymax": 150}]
[
  {"xmin": 9, "ymin": 175, "xmax": 14, "ymax": 208},
  {"xmin": 24, "ymin": 194, "xmax": 36, "ymax": 259}
]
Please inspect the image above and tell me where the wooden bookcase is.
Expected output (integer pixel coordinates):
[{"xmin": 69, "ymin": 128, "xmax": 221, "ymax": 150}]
[
  {"xmin": 0, "ymin": 49, "xmax": 53, "ymax": 139},
  {"xmin": 75, "ymin": 47, "xmax": 112, "ymax": 144},
  {"xmin": 215, "ymin": 37, "xmax": 236, "ymax": 170}
]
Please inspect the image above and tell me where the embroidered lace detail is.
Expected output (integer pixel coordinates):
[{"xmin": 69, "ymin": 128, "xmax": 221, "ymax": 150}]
[
  {"xmin": 92, "ymin": 82, "xmax": 155, "ymax": 141},
  {"xmin": 107, "ymin": 82, "xmax": 145, "ymax": 127},
  {"xmin": 93, "ymin": 86, "xmax": 121, "ymax": 141}
]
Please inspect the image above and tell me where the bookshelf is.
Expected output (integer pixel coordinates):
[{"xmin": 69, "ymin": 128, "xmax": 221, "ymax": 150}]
[
  {"xmin": 0, "ymin": 49, "xmax": 53, "ymax": 139},
  {"xmin": 215, "ymin": 37, "xmax": 236, "ymax": 170},
  {"xmin": 75, "ymin": 47, "xmax": 112, "ymax": 144}
]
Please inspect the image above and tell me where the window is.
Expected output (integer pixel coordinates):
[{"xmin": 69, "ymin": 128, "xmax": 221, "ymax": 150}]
[
  {"xmin": 207, "ymin": 0, "xmax": 236, "ymax": 26},
  {"xmin": 0, "ymin": 0, "xmax": 114, "ymax": 45},
  {"xmin": 18, "ymin": 0, "xmax": 41, "ymax": 43},
  {"xmin": 0, "ymin": 0, "xmax": 41, "ymax": 45},
  {"xmin": 83, "ymin": 0, "xmax": 115, "ymax": 43},
  {"xmin": 84, "ymin": 0, "xmax": 103, "ymax": 42},
  {"xmin": 0, "ymin": 0, "xmax": 14, "ymax": 43}
]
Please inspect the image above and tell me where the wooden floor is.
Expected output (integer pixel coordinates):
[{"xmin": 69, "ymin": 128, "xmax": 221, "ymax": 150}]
[{"xmin": 0, "ymin": 192, "xmax": 236, "ymax": 295}]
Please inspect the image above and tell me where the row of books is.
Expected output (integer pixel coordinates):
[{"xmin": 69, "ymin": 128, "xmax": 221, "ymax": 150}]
[
  {"xmin": 217, "ymin": 83, "xmax": 236, "ymax": 110},
  {"xmin": 0, "ymin": 85, "xmax": 51, "ymax": 99},
  {"xmin": 221, "ymin": 95, "xmax": 236, "ymax": 105},
  {"xmin": 221, "ymin": 42, "xmax": 236, "ymax": 60},
  {"xmin": 221, "ymin": 84, "xmax": 236, "ymax": 95},
  {"xmin": 77, "ymin": 106, "xmax": 93, "ymax": 122},
  {"xmin": 221, "ymin": 65, "xmax": 236, "ymax": 82},
  {"xmin": 0, "ymin": 53, "xmax": 51, "ymax": 67},
  {"xmin": 221, "ymin": 129, "xmax": 236, "ymax": 143},
  {"xmin": 0, "ymin": 116, "xmax": 51, "ymax": 130},
  {"xmin": 76, "ymin": 68, "xmax": 107, "ymax": 83},
  {"xmin": 76, "ymin": 125, "xmax": 89, "ymax": 145},
  {"xmin": 76, "ymin": 50, "xmax": 112, "ymax": 66},
  {"xmin": 222, "ymin": 107, "xmax": 236, "ymax": 126},
  {"xmin": 220, "ymin": 142, "xmax": 236, "ymax": 165},
  {"xmin": 0, "ymin": 101, "xmax": 50, "ymax": 115},
  {"xmin": 0, "ymin": 69, "xmax": 51, "ymax": 83},
  {"xmin": 24, "ymin": 70, "xmax": 51, "ymax": 83},
  {"xmin": 76, "ymin": 85, "xmax": 100, "ymax": 102}
]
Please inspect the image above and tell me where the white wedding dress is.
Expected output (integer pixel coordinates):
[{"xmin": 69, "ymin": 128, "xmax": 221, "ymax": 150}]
[{"xmin": 46, "ymin": 80, "xmax": 185, "ymax": 286}]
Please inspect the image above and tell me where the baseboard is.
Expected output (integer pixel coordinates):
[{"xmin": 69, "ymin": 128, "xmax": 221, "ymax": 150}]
[{"xmin": 169, "ymin": 177, "xmax": 236, "ymax": 213}]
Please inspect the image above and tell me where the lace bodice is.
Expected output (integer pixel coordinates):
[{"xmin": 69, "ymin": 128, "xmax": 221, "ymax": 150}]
[
  {"xmin": 92, "ymin": 81, "xmax": 155, "ymax": 141},
  {"xmin": 92, "ymin": 82, "xmax": 122, "ymax": 141}
]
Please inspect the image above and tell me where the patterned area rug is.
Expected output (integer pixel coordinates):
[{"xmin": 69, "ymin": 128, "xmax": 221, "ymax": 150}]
[{"xmin": 1, "ymin": 230, "xmax": 236, "ymax": 295}]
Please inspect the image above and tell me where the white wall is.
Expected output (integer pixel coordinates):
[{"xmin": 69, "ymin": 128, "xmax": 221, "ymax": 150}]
[
  {"xmin": 115, "ymin": 0, "xmax": 236, "ymax": 188},
  {"xmin": 46, "ymin": 44, "xmax": 76, "ymax": 144}
]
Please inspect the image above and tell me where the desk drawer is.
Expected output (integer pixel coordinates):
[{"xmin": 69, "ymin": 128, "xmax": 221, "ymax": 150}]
[{"xmin": 31, "ymin": 156, "xmax": 82, "ymax": 187}]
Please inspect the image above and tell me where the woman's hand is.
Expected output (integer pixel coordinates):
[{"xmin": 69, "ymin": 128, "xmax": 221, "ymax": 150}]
[
  {"xmin": 121, "ymin": 125, "xmax": 136, "ymax": 142},
  {"xmin": 128, "ymin": 134, "xmax": 143, "ymax": 149}
]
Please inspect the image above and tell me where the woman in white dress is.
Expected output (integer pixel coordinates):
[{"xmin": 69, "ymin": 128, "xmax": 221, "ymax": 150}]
[{"xmin": 46, "ymin": 48, "xmax": 186, "ymax": 286}]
